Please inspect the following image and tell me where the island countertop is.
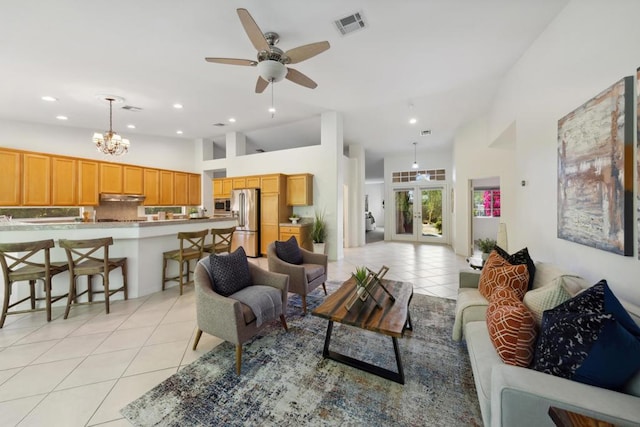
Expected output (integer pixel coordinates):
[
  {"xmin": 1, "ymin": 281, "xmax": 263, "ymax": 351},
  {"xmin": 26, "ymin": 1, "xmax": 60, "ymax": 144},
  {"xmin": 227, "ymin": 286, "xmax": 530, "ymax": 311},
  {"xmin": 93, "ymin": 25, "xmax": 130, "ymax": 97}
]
[{"xmin": 1, "ymin": 217, "xmax": 238, "ymax": 299}]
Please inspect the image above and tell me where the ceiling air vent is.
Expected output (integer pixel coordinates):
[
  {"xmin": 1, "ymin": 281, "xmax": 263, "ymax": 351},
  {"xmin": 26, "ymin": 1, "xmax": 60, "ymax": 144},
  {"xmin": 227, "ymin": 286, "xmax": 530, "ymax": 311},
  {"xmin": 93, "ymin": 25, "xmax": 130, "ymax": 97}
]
[
  {"xmin": 121, "ymin": 105, "xmax": 142, "ymax": 112},
  {"xmin": 212, "ymin": 123, "xmax": 226, "ymax": 127},
  {"xmin": 334, "ymin": 11, "xmax": 366, "ymax": 36},
  {"xmin": 420, "ymin": 130, "xmax": 432, "ymax": 136}
]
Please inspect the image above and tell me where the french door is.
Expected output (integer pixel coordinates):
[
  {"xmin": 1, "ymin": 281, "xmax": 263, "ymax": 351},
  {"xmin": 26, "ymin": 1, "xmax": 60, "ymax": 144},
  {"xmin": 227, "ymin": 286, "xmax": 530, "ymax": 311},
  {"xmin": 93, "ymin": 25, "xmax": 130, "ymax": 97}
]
[{"xmin": 392, "ymin": 185, "xmax": 448, "ymax": 244}]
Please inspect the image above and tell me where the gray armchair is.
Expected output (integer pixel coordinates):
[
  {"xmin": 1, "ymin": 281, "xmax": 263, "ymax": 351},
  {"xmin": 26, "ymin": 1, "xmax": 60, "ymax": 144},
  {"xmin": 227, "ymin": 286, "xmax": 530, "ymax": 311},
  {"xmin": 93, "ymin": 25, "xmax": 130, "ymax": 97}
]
[
  {"xmin": 267, "ymin": 241, "xmax": 328, "ymax": 314},
  {"xmin": 192, "ymin": 261, "xmax": 289, "ymax": 375}
]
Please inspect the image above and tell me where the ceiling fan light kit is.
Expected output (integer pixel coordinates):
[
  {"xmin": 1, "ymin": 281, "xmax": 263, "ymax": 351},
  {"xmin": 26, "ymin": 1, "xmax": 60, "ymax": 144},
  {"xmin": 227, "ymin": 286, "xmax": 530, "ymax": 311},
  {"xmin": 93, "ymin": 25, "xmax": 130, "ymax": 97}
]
[{"xmin": 205, "ymin": 7, "xmax": 331, "ymax": 101}]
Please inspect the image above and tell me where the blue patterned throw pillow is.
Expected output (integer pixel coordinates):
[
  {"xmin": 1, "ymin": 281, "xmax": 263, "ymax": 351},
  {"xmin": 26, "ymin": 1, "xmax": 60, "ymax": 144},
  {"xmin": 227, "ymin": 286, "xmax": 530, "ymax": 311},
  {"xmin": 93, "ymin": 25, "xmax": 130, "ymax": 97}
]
[
  {"xmin": 532, "ymin": 280, "xmax": 640, "ymax": 390},
  {"xmin": 209, "ymin": 246, "xmax": 252, "ymax": 297},
  {"xmin": 275, "ymin": 236, "xmax": 303, "ymax": 265}
]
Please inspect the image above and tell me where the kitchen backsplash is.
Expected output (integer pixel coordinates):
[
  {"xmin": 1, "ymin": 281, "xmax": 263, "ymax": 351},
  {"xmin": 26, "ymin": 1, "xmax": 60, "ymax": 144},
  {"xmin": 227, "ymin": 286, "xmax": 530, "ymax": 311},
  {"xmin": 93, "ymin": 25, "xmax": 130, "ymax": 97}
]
[{"xmin": 95, "ymin": 201, "xmax": 142, "ymax": 221}]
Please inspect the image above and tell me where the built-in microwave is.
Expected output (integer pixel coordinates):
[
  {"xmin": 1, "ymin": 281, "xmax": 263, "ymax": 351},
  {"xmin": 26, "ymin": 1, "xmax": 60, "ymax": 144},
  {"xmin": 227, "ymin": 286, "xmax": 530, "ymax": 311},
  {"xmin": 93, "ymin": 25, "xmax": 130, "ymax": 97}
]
[{"xmin": 214, "ymin": 199, "xmax": 231, "ymax": 211}]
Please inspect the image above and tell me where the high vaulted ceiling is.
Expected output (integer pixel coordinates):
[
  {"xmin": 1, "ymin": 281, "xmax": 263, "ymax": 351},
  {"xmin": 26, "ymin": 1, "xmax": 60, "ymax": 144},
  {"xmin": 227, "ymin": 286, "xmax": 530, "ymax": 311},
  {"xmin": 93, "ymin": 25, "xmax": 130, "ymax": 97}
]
[{"xmin": 0, "ymin": 0, "xmax": 568, "ymax": 180}]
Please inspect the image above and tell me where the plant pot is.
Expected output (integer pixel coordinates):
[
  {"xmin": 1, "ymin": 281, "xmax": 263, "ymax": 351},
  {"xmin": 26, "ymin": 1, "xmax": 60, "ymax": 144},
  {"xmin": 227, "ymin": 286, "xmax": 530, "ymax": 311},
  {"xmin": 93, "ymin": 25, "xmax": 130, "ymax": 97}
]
[
  {"xmin": 312, "ymin": 242, "xmax": 326, "ymax": 254},
  {"xmin": 289, "ymin": 217, "xmax": 299, "ymax": 224}
]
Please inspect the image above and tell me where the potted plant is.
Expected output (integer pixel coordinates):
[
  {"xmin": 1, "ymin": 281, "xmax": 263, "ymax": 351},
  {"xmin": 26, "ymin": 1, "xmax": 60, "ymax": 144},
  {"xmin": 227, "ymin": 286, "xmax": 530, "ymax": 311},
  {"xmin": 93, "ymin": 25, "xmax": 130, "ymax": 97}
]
[
  {"xmin": 289, "ymin": 213, "xmax": 300, "ymax": 224},
  {"xmin": 475, "ymin": 237, "xmax": 497, "ymax": 261},
  {"xmin": 311, "ymin": 210, "xmax": 327, "ymax": 254},
  {"xmin": 189, "ymin": 208, "xmax": 199, "ymax": 218},
  {"xmin": 352, "ymin": 266, "xmax": 369, "ymax": 298}
]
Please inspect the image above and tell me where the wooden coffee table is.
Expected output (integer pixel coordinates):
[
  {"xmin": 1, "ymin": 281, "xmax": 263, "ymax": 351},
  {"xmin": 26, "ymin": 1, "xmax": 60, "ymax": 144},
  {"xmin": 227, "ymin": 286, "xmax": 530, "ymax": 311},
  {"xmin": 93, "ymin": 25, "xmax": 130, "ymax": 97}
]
[{"xmin": 311, "ymin": 277, "xmax": 413, "ymax": 384}]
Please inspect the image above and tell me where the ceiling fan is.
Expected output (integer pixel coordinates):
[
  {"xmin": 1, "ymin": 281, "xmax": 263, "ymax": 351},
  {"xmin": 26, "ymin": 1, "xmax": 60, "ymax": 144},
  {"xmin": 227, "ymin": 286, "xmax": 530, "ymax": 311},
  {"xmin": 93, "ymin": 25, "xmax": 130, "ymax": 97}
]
[{"xmin": 205, "ymin": 8, "xmax": 330, "ymax": 93}]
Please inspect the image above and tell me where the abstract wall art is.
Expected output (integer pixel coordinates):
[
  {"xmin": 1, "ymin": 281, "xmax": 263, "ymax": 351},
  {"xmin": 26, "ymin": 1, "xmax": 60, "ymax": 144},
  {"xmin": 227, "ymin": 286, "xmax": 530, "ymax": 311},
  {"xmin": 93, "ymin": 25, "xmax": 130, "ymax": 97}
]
[{"xmin": 557, "ymin": 76, "xmax": 634, "ymax": 256}]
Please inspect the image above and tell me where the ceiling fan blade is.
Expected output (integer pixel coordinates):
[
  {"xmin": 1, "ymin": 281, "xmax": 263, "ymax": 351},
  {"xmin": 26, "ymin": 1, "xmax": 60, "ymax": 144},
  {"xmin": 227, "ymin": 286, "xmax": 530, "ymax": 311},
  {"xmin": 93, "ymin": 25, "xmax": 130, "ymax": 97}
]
[
  {"xmin": 205, "ymin": 57, "xmax": 257, "ymax": 66},
  {"xmin": 237, "ymin": 8, "xmax": 269, "ymax": 52},
  {"xmin": 255, "ymin": 76, "xmax": 269, "ymax": 93},
  {"xmin": 285, "ymin": 67, "xmax": 318, "ymax": 89},
  {"xmin": 285, "ymin": 41, "xmax": 330, "ymax": 64}
]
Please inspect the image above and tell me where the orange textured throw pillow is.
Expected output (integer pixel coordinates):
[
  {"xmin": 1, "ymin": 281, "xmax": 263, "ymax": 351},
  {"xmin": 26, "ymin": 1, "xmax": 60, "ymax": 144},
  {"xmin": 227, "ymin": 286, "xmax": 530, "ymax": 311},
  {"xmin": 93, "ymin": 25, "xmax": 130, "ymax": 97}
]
[
  {"xmin": 487, "ymin": 298, "xmax": 538, "ymax": 367},
  {"xmin": 479, "ymin": 251, "xmax": 530, "ymax": 301}
]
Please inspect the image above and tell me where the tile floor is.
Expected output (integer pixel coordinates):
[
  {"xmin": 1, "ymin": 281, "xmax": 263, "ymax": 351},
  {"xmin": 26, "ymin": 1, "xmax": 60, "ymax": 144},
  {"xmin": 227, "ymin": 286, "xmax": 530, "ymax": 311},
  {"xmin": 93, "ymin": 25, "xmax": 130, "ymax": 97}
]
[{"xmin": 0, "ymin": 240, "xmax": 469, "ymax": 426}]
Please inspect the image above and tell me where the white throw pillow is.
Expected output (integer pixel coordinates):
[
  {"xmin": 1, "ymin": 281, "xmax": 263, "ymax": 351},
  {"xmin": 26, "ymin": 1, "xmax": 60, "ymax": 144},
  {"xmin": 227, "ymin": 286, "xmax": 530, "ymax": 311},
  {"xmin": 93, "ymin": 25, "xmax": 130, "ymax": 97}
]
[{"xmin": 523, "ymin": 276, "xmax": 574, "ymax": 325}]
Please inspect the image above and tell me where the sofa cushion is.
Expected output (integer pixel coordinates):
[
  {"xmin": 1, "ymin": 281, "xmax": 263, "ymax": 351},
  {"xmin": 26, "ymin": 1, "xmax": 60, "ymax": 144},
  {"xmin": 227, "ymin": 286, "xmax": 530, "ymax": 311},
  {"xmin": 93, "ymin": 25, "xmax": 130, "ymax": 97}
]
[
  {"xmin": 208, "ymin": 246, "xmax": 252, "ymax": 297},
  {"xmin": 495, "ymin": 246, "xmax": 536, "ymax": 290},
  {"xmin": 487, "ymin": 297, "xmax": 537, "ymax": 367},
  {"xmin": 452, "ymin": 288, "xmax": 489, "ymax": 341},
  {"xmin": 275, "ymin": 236, "xmax": 303, "ymax": 265},
  {"xmin": 523, "ymin": 277, "xmax": 573, "ymax": 326},
  {"xmin": 478, "ymin": 251, "xmax": 529, "ymax": 301},
  {"xmin": 532, "ymin": 280, "xmax": 640, "ymax": 390}
]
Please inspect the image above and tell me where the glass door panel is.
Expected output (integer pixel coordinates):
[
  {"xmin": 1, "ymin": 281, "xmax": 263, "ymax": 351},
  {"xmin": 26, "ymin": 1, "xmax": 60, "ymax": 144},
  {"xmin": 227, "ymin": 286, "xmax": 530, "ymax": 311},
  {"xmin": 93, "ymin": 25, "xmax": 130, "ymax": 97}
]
[
  {"xmin": 418, "ymin": 187, "xmax": 445, "ymax": 243},
  {"xmin": 392, "ymin": 188, "xmax": 415, "ymax": 240}
]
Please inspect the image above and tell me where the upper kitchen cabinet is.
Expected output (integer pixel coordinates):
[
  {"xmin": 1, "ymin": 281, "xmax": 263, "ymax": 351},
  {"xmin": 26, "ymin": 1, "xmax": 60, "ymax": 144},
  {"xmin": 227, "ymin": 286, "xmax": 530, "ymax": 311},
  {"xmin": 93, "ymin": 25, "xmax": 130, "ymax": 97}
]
[
  {"xmin": 123, "ymin": 165, "xmax": 144, "ymax": 194},
  {"xmin": 143, "ymin": 168, "xmax": 160, "ymax": 206},
  {"xmin": 213, "ymin": 178, "xmax": 223, "ymax": 199},
  {"xmin": 261, "ymin": 174, "xmax": 286, "ymax": 194},
  {"xmin": 174, "ymin": 172, "xmax": 188, "ymax": 205},
  {"xmin": 78, "ymin": 160, "xmax": 99, "ymax": 206},
  {"xmin": 286, "ymin": 173, "xmax": 313, "ymax": 206},
  {"xmin": 99, "ymin": 163, "xmax": 123, "ymax": 193},
  {"xmin": 246, "ymin": 176, "xmax": 260, "ymax": 188},
  {"xmin": 22, "ymin": 153, "xmax": 51, "ymax": 206},
  {"xmin": 188, "ymin": 173, "xmax": 201, "ymax": 206},
  {"xmin": 222, "ymin": 178, "xmax": 233, "ymax": 198},
  {"xmin": 51, "ymin": 156, "xmax": 77, "ymax": 206},
  {"xmin": 232, "ymin": 177, "xmax": 246, "ymax": 190},
  {"xmin": 159, "ymin": 170, "xmax": 174, "ymax": 205},
  {"xmin": 0, "ymin": 149, "xmax": 21, "ymax": 206}
]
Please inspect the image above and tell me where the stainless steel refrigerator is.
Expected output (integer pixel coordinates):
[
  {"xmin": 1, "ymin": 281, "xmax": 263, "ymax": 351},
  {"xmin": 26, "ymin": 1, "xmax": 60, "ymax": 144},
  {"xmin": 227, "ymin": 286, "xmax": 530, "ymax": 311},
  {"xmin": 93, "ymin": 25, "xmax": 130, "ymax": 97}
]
[{"xmin": 231, "ymin": 188, "xmax": 260, "ymax": 257}]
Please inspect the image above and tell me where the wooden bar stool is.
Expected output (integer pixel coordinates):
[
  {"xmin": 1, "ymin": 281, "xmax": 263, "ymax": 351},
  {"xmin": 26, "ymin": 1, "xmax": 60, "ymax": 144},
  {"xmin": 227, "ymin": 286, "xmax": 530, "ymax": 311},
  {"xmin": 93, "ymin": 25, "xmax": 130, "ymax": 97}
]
[
  {"xmin": 0, "ymin": 239, "xmax": 69, "ymax": 327},
  {"xmin": 204, "ymin": 226, "xmax": 236, "ymax": 255},
  {"xmin": 162, "ymin": 229, "xmax": 208, "ymax": 295},
  {"xmin": 58, "ymin": 237, "xmax": 128, "ymax": 318}
]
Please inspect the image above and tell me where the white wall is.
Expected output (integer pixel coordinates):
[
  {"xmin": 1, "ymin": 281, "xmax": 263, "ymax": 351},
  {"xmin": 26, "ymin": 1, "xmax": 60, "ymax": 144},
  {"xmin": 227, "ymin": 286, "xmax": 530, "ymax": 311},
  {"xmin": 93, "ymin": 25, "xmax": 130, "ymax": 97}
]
[
  {"xmin": 0, "ymin": 119, "xmax": 196, "ymax": 172},
  {"xmin": 455, "ymin": 0, "xmax": 640, "ymax": 305}
]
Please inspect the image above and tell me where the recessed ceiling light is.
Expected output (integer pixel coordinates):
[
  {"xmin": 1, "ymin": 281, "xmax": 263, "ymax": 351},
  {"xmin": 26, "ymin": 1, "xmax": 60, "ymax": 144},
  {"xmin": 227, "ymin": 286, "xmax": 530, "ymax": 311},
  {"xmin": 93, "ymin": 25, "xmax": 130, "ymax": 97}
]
[
  {"xmin": 268, "ymin": 107, "xmax": 276, "ymax": 113},
  {"xmin": 41, "ymin": 96, "xmax": 58, "ymax": 102},
  {"xmin": 176, "ymin": 130, "xmax": 183, "ymax": 135},
  {"xmin": 127, "ymin": 124, "xmax": 136, "ymax": 129},
  {"xmin": 173, "ymin": 103, "xmax": 183, "ymax": 109},
  {"xmin": 409, "ymin": 118, "xmax": 417, "ymax": 125},
  {"xmin": 228, "ymin": 117, "xmax": 236, "ymax": 123},
  {"xmin": 56, "ymin": 115, "xmax": 68, "ymax": 120}
]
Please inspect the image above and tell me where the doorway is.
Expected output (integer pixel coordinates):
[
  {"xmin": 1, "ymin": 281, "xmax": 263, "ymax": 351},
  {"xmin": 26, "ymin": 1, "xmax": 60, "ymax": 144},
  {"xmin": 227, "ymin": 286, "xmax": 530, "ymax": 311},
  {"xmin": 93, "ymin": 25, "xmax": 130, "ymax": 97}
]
[{"xmin": 392, "ymin": 185, "xmax": 448, "ymax": 244}]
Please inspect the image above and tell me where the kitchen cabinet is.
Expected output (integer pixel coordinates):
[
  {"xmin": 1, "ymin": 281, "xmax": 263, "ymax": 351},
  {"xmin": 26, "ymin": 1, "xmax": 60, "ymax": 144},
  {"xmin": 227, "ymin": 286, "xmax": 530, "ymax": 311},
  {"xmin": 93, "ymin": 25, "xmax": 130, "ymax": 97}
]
[
  {"xmin": 222, "ymin": 178, "xmax": 233, "ymax": 198},
  {"xmin": 0, "ymin": 149, "xmax": 21, "ymax": 206},
  {"xmin": 286, "ymin": 173, "xmax": 313, "ymax": 206},
  {"xmin": 279, "ymin": 224, "xmax": 312, "ymax": 251},
  {"xmin": 174, "ymin": 172, "xmax": 188, "ymax": 205},
  {"xmin": 159, "ymin": 170, "xmax": 174, "ymax": 205},
  {"xmin": 213, "ymin": 178, "xmax": 223, "ymax": 199},
  {"xmin": 144, "ymin": 168, "xmax": 160, "ymax": 206},
  {"xmin": 246, "ymin": 176, "xmax": 260, "ymax": 188},
  {"xmin": 23, "ymin": 153, "xmax": 51, "ymax": 206},
  {"xmin": 188, "ymin": 173, "xmax": 201, "ymax": 206},
  {"xmin": 259, "ymin": 174, "xmax": 290, "ymax": 255},
  {"xmin": 123, "ymin": 165, "xmax": 144, "ymax": 194},
  {"xmin": 99, "ymin": 163, "xmax": 123, "ymax": 194},
  {"xmin": 52, "ymin": 156, "xmax": 77, "ymax": 205},
  {"xmin": 232, "ymin": 177, "xmax": 246, "ymax": 190},
  {"xmin": 78, "ymin": 160, "xmax": 99, "ymax": 206}
]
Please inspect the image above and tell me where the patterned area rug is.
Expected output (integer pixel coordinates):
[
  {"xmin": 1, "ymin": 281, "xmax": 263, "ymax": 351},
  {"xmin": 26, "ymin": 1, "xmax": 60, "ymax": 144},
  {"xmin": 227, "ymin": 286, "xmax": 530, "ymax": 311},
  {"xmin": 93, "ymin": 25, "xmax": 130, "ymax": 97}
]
[{"xmin": 121, "ymin": 281, "xmax": 482, "ymax": 426}]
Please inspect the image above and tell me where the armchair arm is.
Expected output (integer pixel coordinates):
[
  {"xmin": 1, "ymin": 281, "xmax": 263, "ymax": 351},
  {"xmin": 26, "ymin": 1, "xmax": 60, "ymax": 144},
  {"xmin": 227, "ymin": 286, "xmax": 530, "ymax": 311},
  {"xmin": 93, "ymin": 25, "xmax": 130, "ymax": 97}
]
[
  {"xmin": 300, "ymin": 247, "xmax": 328, "ymax": 269},
  {"xmin": 491, "ymin": 364, "xmax": 640, "ymax": 427},
  {"xmin": 460, "ymin": 271, "xmax": 481, "ymax": 289},
  {"xmin": 194, "ymin": 263, "xmax": 245, "ymax": 344},
  {"xmin": 248, "ymin": 263, "xmax": 289, "ymax": 307},
  {"xmin": 267, "ymin": 249, "xmax": 307, "ymax": 285}
]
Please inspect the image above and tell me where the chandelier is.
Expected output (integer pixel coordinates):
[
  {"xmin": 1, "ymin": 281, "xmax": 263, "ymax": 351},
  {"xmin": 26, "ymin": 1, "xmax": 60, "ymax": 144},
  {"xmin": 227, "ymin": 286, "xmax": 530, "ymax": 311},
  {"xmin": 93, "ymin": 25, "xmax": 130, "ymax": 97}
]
[{"xmin": 93, "ymin": 97, "xmax": 129, "ymax": 156}]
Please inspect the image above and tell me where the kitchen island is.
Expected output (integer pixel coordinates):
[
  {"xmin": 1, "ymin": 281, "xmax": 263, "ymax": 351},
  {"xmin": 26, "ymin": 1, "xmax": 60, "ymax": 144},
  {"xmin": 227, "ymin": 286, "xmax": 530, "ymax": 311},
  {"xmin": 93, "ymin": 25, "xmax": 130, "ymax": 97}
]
[{"xmin": 0, "ymin": 217, "xmax": 238, "ymax": 301}]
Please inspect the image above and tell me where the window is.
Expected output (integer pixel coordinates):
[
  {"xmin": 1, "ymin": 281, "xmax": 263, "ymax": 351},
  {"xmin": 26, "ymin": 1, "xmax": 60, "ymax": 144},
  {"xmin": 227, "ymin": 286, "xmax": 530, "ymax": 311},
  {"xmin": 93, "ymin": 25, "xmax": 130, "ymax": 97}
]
[
  {"xmin": 144, "ymin": 207, "xmax": 183, "ymax": 215},
  {"xmin": 473, "ymin": 189, "xmax": 500, "ymax": 217},
  {"xmin": 0, "ymin": 207, "xmax": 81, "ymax": 219},
  {"xmin": 392, "ymin": 169, "xmax": 446, "ymax": 183}
]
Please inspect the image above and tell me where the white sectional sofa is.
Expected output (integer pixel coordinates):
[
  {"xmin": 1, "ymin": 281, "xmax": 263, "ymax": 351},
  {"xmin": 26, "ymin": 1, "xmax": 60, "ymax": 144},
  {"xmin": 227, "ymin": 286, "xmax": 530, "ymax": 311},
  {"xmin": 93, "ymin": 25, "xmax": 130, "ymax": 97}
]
[{"xmin": 453, "ymin": 262, "xmax": 640, "ymax": 427}]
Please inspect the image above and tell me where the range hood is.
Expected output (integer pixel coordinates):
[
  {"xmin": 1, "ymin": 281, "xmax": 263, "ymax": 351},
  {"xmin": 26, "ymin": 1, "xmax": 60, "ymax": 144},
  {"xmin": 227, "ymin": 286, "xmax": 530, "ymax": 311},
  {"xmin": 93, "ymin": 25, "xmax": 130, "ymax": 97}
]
[{"xmin": 100, "ymin": 193, "xmax": 146, "ymax": 202}]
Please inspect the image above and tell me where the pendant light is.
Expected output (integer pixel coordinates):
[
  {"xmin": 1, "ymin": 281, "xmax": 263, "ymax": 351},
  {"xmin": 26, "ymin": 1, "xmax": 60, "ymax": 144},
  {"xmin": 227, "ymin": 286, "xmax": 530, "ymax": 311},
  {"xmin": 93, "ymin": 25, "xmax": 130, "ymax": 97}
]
[
  {"xmin": 93, "ymin": 96, "xmax": 130, "ymax": 156},
  {"xmin": 412, "ymin": 142, "xmax": 419, "ymax": 169}
]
